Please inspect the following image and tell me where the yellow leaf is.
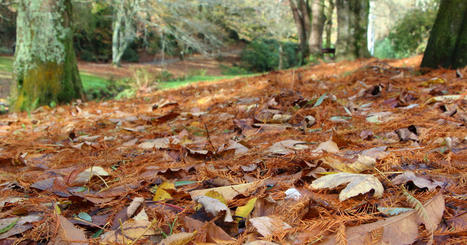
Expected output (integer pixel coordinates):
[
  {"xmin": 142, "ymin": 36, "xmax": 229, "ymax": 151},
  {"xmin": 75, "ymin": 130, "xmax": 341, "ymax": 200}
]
[
  {"xmin": 153, "ymin": 182, "xmax": 175, "ymax": 201},
  {"xmin": 235, "ymin": 197, "xmax": 257, "ymax": 220},
  {"xmin": 159, "ymin": 181, "xmax": 175, "ymax": 190},
  {"xmin": 205, "ymin": 190, "xmax": 227, "ymax": 205},
  {"xmin": 159, "ymin": 232, "xmax": 196, "ymax": 245}
]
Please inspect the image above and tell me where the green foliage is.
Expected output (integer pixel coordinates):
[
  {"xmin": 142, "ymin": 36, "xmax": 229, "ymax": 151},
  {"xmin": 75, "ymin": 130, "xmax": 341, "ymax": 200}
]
[
  {"xmin": 219, "ymin": 64, "xmax": 251, "ymax": 75},
  {"xmin": 375, "ymin": 3, "xmax": 438, "ymax": 58},
  {"xmin": 240, "ymin": 39, "xmax": 300, "ymax": 72},
  {"xmin": 72, "ymin": 1, "xmax": 113, "ymax": 62}
]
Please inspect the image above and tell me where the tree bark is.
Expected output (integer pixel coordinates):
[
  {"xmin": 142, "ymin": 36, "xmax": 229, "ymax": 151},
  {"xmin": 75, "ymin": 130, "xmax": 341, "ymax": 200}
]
[
  {"xmin": 324, "ymin": 0, "xmax": 335, "ymax": 48},
  {"xmin": 335, "ymin": 0, "xmax": 370, "ymax": 60},
  {"xmin": 421, "ymin": 0, "xmax": 467, "ymax": 69},
  {"xmin": 309, "ymin": 0, "xmax": 326, "ymax": 57},
  {"xmin": 12, "ymin": 0, "xmax": 83, "ymax": 111},
  {"xmin": 112, "ymin": 0, "xmax": 137, "ymax": 66},
  {"xmin": 289, "ymin": 0, "xmax": 311, "ymax": 59}
]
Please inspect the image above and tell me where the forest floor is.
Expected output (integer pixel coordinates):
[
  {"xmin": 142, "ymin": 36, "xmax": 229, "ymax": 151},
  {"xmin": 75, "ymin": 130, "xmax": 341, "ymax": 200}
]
[{"xmin": 0, "ymin": 55, "xmax": 466, "ymax": 244}]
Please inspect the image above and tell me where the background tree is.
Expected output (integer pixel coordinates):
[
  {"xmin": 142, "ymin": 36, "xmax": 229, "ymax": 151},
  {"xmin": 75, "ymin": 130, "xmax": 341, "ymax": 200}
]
[
  {"xmin": 421, "ymin": 0, "xmax": 467, "ymax": 69},
  {"xmin": 309, "ymin": 0, "xmax": 325, "ymax": 57},
  {"xmin": 335, "ymin": 0, "xmax": 370, "ymax": 60},
  {"xmin": 12, "ymin": 0, "xmax": 83, "ymax": 111},
  {"xmin": 323, "ymin": 0, "xmax": 335, "ymax": 49},
  {"xmin": 289, "ymin": 0, "xmax": 311, "ymax": 58}
]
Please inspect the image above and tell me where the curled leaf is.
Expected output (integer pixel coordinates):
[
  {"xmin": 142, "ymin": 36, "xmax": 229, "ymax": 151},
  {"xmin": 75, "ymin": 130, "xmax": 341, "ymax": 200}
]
[{"xmin": 311, "ymin": 173, "xmax": 384, "ymax": 201}]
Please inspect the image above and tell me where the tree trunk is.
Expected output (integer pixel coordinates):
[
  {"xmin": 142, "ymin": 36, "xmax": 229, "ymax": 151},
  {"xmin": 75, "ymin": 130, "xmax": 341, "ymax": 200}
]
[
  {"xmin": 324, "ymin": 0, "xmax": 335, "ymax": 48},
  {"xmin": 12, "ymin": 0, "xmax": 83, "ymax": 111},
  {"xmin": 289, "ymin": 0, "xmax": 311, "ymax": 59},
  {"xmin": 421, "ymin": 0, "xmax": 467, "ymax": 69},
  {"xmin": 335, "ymin": 0, "xmax": 370, "ymax": 60},
  {"xmin": 309, "ymin": 0, "xmax": 326, "ymax": 57},
  {"xmin": 112, "ymin": 0, "xmax": 137, "ymax": 66}
]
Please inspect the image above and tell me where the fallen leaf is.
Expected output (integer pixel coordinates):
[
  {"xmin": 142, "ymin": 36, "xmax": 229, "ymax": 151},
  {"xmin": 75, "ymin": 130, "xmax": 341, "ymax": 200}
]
[
  {"xmin": 425, "ymin": 94, "xmax": 466, "ymax": 104},
  {"xmin": 127, "ymin": 197, "xmax": 145, "ymax": 218},
  {"xmin": 138, "ymin": 137, "xmax": 176, "ymax": 149},
  {"xmin": 321, "ymin": 194, "xmax": 444, "ymax": 245},
  {"xmin": 313, "ymin": 140, "xmax": 339, "ymax": 154},
  {"xmin": 190, "ymin": 181, "xmax": 260, "ymax": 201},
  {"xmin": 0, "ymin": 214, "xmax": 42, "ymax": 239},
  {"xmin": 194, "ymin": 196, "xmax": 233, "ymax": 222},
  {"xmin": 71, "ymin": 166, "xmax": 109, "ymax": 185},
  {"xmin": 159, "ymin": 232, "xmax": 195, "ymax": 245},
  {"xmin": 153, "ymin": 182, "xmax": 175, "ymax": 202},
  {"xmin": 55, "ymin": 215, "xmax": 88, "ymax": 245},
  {"xmin": 311, "ymin": 173, "xmax": 384, "ymax": 201},
  {"xmin": 249, "ymin": 216, "xmax": 292, "ymax": 237},
  {"xmin": 235, "ymin": 197, "xmax": 257, "ymax": 219},
  {"xmin": 392, "ymin": 171, "xmax": 444, "ymax": 191},
  {"xmin": 245, "ymin": 241, "xmax": 279, "ymax": 245},
  {"xmin": 378, "ymin": 207, "xmax": 413, "ymax": 216},
  {"xmin": 321, "ymin": 155, "xmax": 375, "ymax": 173},
  {"xmin": 267, "ymin": 140, "xmax": 309, "ymax": 155},
  {"xmin": 101, "ymin": 219, "xmax": 157, "ymax": 244}
]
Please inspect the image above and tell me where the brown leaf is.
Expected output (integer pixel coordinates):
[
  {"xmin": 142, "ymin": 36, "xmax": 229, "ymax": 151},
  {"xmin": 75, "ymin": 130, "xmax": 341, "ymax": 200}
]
[
  {"xmin": 321, "ymin": 194, "xmax": 445, "ymax": 245},
  {"xmin": 392, "ymin": 171, "xmax": 444, "ymax": 191},
  {"xmin": 55, "ymin": 215, "xmax": 88, "ymax": 245},
  {"xmin": 249, "ymin": 216, "xmax": 292, "ymax": 237}
]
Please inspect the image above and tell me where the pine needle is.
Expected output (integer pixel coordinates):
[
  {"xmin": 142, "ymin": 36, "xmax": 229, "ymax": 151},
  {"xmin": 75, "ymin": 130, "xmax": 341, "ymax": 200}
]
[{"xmin": 336, "ymin": 222, "xmax": 347, "ymax": 245}]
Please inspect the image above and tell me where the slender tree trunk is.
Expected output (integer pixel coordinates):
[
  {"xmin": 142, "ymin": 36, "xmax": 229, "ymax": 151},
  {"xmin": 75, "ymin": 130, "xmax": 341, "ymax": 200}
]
[
  {"xmin": 289, "ymin": 0, "xmax": 311, "ymax": 59},
  {"xmin": 421, "ymin": 0, "xmax": 467, "ymax": 69},
  {"xmin": 112, "ymin": 0, "xmax": 136, "ymax": 66},
  {"xmin": 309, "ymin": 0, "xmax": 326, "ymax": 57},
  {"xmin": 324, "ymin": 0, "xmax": 335, "ymax": 48},
  {"xmin": 278, "ymin": 43, "xmax": 284, "ymax": 70},
  {"xmin": 12, "ymin": 0, "xmax": 83, "ymax": 111},
  {"xmin": 335, "ymin": 0, "xmax": 370, "ymax": 60}
]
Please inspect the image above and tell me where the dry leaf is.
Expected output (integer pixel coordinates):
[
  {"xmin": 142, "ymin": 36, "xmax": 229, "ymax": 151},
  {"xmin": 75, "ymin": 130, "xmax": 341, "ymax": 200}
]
[
  {"xmin": 235, "ymin": 197, "xmax": 257, "ymax": 219},
  {"xmin": 153, "ymin": 182, "xmax": 175, "ymax": 202},
  {"xmin": 0, "ymin": 214, "xmax": 42, "ymax": 240},
  {"xmin": 101, "ymin": 219, "xmax": 157, "ymax": 244},
  {"xmin": 190, "ymin": 181, "xmax": 260, "ymax": 201},
  {"xmin": 159, "ymin": 232, "xmax": 196, "ymax": 245},
  {"xmin": 321, "ymin": 194, "xmax": 445, "ymax": 245},
  {"xmin": 311, "ymin": 173, "xmax": 384, "ymax": 201},
  {"xmin": 127, "ymin": 197, "xmax": 144, "ymax": 218},
  {"xmin": 194, "ymin": 196, "xmax": 234, "ymax": 222},
  {"xmin": 55, "ymin": 215, "xmax": 88, "ymax": 245},
  {"xmin": 249, "ymin": 216, "xmax": 292, "ymax": 237},
  {"xmin": 392, "ymin": 171, "xmax": 443, "ymax": 191},
  {"xmin": 321, "ymin": 155, "xmax": 376, "ymax": 173},
  {"xmin": 313, "ymin": 140, "xmax": 339, "ymax": 154},
  {"xmin": 71, "ymin": 166, "xmax": 109, "ymax": 185},
  {"xmin": 267, "ymin": 140, "xmax": 309, "ymax": 155}
]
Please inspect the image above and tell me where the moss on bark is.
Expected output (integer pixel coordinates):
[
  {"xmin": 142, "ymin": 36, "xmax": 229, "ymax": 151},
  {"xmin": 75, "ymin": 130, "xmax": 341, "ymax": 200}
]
[
  {"xmin": 421, "ymin": 0, "xmax": 467, "ymax": 69},
  {"xmin": 12, "ymin": 0, "xmax": 83, "ymax": 112}
]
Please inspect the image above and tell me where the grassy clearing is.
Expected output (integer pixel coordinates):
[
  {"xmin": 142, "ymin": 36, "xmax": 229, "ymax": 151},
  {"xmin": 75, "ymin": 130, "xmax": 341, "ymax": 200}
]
[
  {"xmin": 0, "ymin": 56, "xmax": 253, "ymax": 99},
  {"xmin": 159, "ymin": 75, "xmax": 240, "ymax": 89}
]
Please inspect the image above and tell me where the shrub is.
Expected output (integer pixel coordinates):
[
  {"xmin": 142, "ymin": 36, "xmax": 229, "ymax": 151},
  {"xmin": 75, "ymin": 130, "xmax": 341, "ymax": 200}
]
[
  {"xmin": 219, "ymin": 64, "xmax": 251, "ymax": 75},
  {"xmin": 375, "ymin": 2, "xmax": 439, "ymax": 58},
  {"xmin": 240, "ymin": 39, "xmax": 300, "ymax": 72}
]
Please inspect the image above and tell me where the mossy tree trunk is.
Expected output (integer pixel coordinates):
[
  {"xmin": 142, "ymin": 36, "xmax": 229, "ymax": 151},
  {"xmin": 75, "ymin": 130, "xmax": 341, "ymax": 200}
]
[
  {"xmin": 309, "ymin": 0, "xmax": 326, "ymax": 57},
  {"xmin": 335, "ymin": 0, "xmax": 370, "ymax": 61},
  {"xmin": 289, "ymin": 0, "xmax": 312, "ymax": 60},
  {"xmin": 12, "ymin": 0, "xmax": 83, "ymax": 112},
  {"xmin": 421, "ymin": 0, "xmax": 467, "ymax": 69}
]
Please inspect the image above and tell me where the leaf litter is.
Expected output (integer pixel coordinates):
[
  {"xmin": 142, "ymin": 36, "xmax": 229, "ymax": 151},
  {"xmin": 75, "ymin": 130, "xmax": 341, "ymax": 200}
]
[{"xmin": 0, "ymin": 57, "xmax": 466, "ymax": 243}]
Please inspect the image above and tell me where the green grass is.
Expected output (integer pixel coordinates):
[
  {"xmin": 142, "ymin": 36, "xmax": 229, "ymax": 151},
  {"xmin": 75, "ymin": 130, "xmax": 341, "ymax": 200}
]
[
  {"xmin": 159, "ymin": 75, "xmax": 240, "ymax": 89},
  {"xmin": 0, "ymin": 56, "xmax": 13, "ymax": 72}
]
